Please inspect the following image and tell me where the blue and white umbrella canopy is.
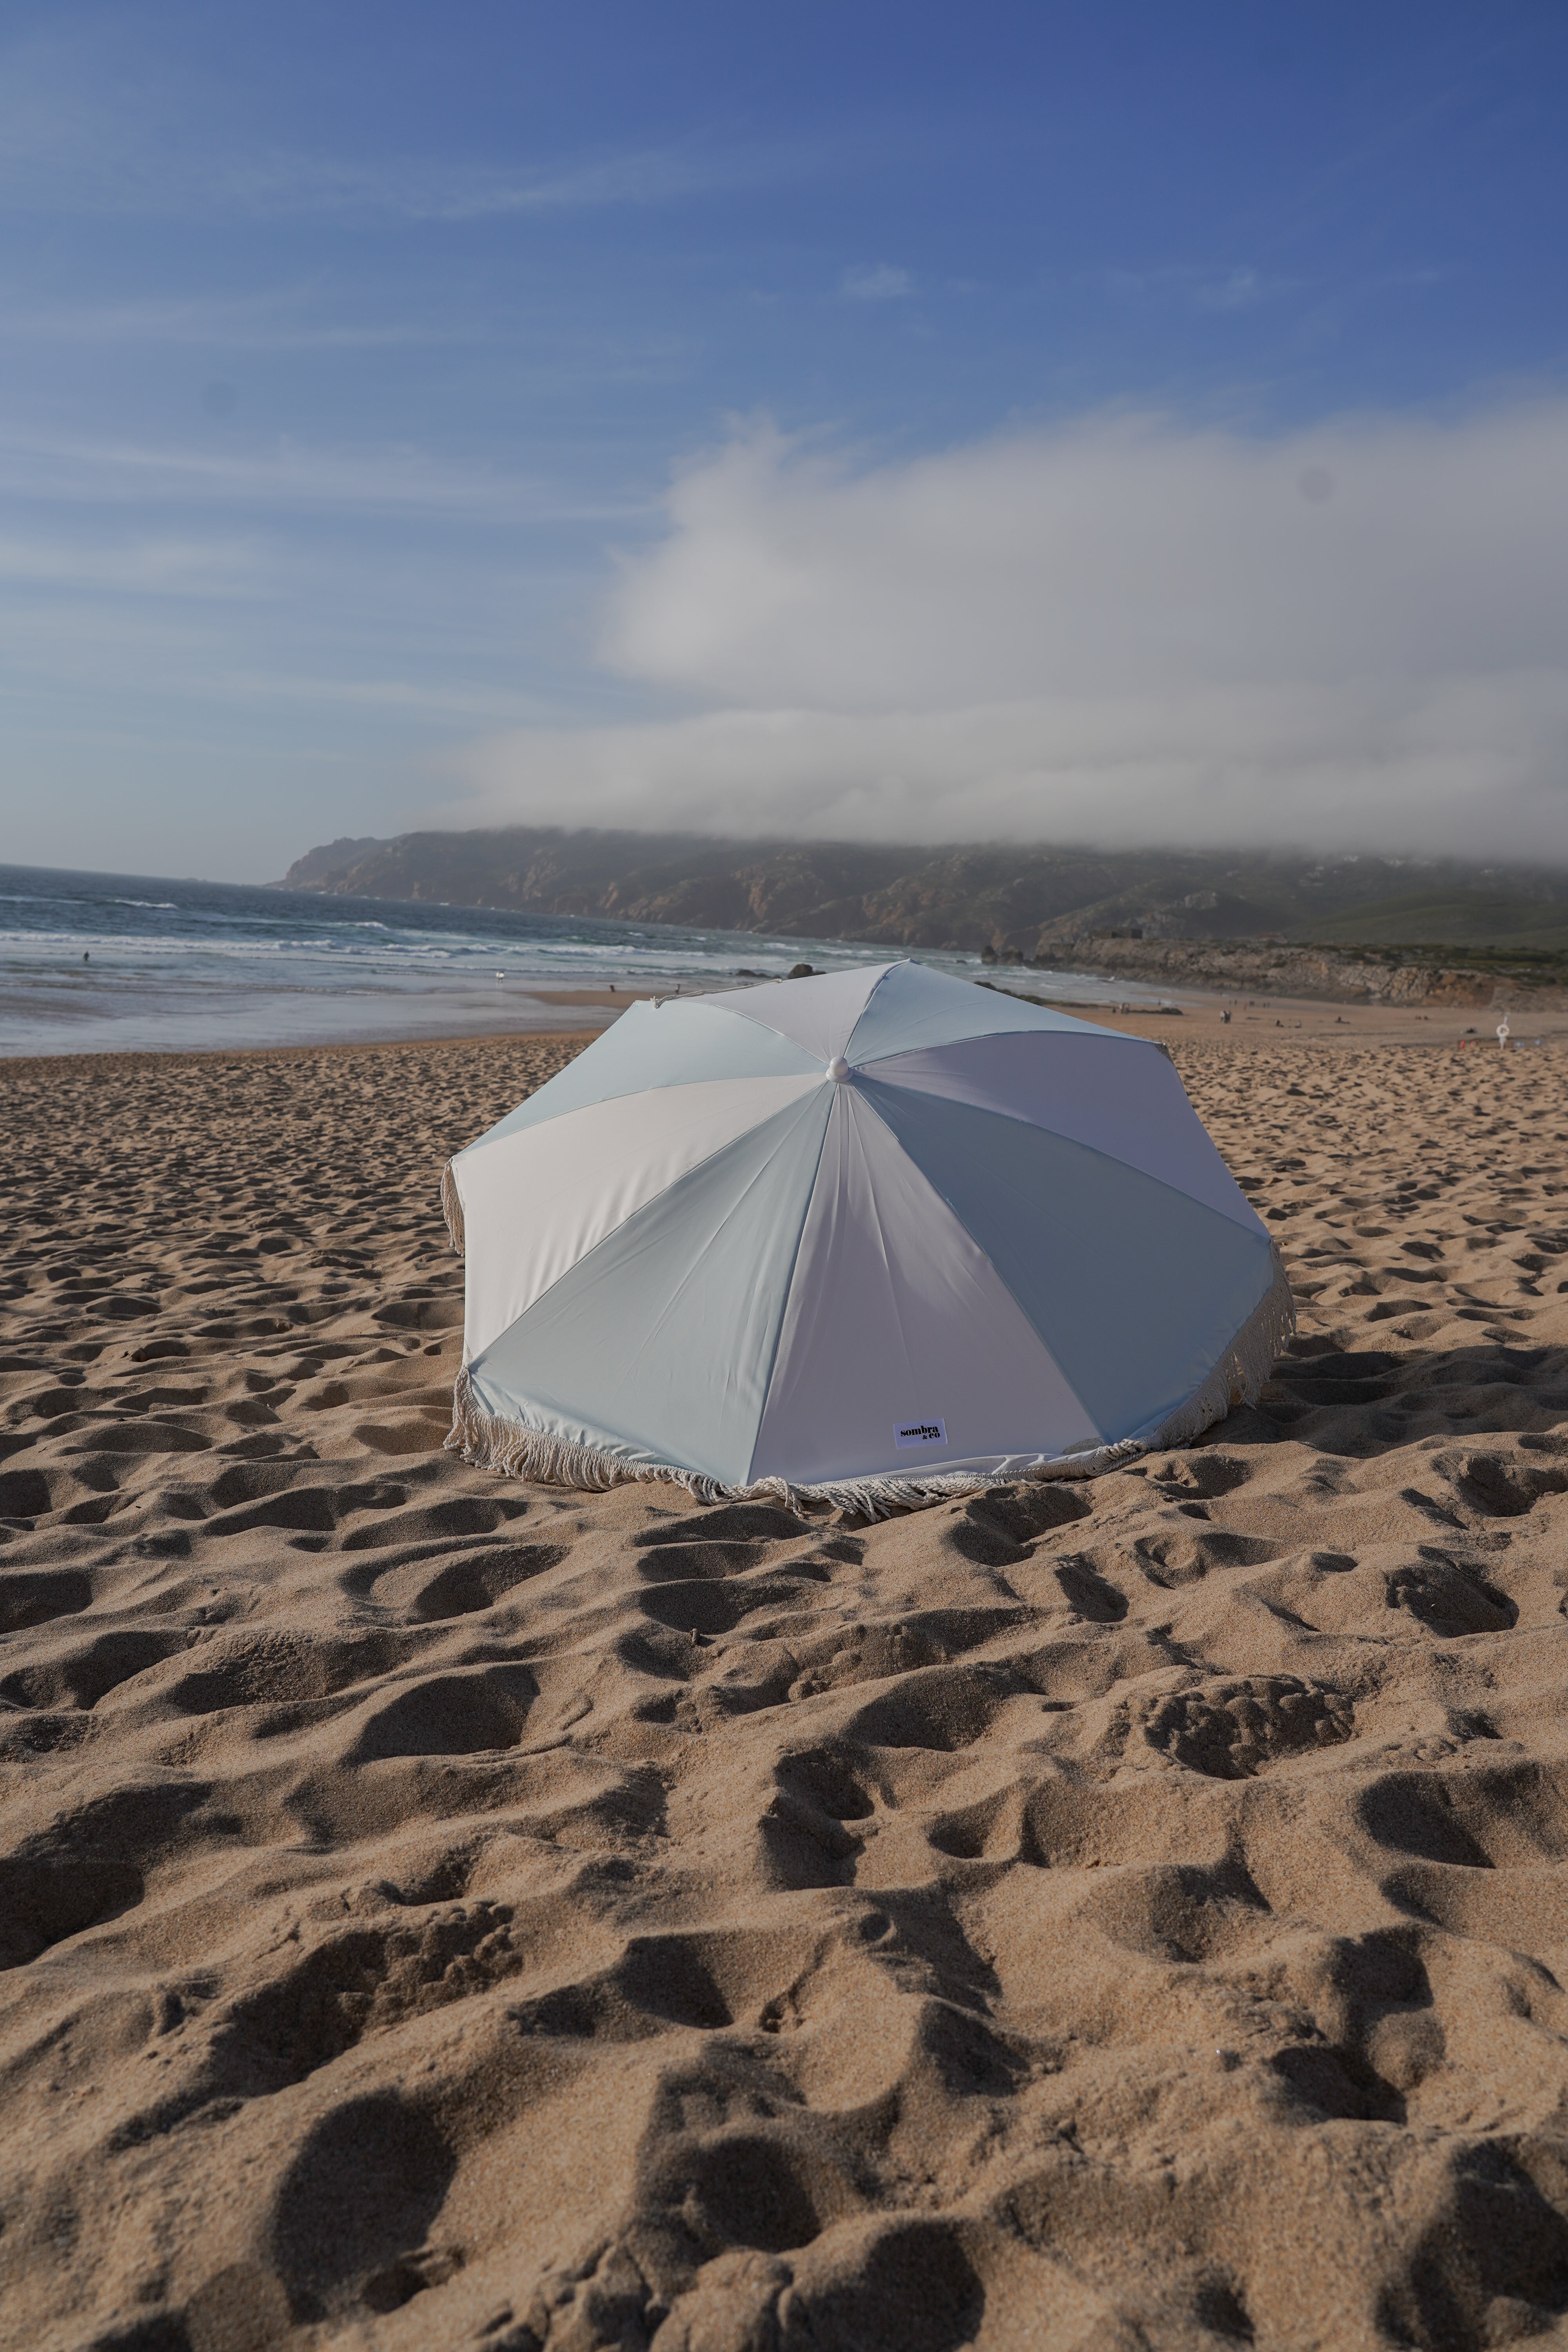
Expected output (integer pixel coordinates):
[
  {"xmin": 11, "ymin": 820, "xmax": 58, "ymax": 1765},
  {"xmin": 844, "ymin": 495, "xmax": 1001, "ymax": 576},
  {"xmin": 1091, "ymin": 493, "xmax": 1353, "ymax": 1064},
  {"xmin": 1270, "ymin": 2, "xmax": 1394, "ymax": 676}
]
[{"xmin": 443, "ymin": 961, "xmax": 1293, "ymax": 1512}]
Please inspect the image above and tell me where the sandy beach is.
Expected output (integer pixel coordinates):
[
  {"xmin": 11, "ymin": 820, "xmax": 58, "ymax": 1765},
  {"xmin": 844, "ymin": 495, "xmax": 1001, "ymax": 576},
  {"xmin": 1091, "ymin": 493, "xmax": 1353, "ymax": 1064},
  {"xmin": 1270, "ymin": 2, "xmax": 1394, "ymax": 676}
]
[{"xmin": 6, "ymin": 1015, "xmax": 1568, "ymax": 2350}]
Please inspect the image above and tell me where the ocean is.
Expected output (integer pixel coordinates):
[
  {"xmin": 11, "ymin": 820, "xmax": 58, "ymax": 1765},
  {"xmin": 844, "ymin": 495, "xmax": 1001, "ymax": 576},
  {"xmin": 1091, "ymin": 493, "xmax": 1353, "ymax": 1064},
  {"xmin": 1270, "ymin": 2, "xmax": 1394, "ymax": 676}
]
[{"xmin": 0, "ymin": 863, "xmax": 1168, "ymax": 1057}]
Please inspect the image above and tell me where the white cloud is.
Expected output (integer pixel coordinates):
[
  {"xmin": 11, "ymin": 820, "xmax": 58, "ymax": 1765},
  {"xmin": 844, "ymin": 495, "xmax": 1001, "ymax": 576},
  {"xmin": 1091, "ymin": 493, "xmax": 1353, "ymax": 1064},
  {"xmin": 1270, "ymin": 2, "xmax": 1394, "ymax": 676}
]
[
  {"xmin": 453, "ymin": 399, "xmax": 1568, "ymax": 859},
  {"xmin": 840, "ymin": 263, "xmax": 913, "ymax": 301}
]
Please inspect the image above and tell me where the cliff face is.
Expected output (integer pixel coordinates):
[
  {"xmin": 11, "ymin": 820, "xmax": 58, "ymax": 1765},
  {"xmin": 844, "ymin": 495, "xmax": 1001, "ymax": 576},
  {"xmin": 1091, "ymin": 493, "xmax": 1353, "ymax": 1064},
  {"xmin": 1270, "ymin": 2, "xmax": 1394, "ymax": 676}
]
[{"xmin": 279, "ymin": 826, "xmax": 1568, "ymax": 973}]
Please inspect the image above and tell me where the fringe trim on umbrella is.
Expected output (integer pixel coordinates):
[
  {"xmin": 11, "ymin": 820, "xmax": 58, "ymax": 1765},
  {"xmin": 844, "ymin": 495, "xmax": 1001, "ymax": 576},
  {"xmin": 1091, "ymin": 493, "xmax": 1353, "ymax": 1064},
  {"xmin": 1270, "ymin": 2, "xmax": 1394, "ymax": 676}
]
[
  {"xmin": 446, "ymin": 1244, "xmax": 1295, "ymax": 1521},
  {"xmin": 446, "ymin": 1366, "xmax": 728, "ymax": 1503},
  {"xmin": 738, "ymin": 1446, "xmax": 1145, "ymax": 1519},
  {"xmin": 440, "ymin": 1160, "xmax": 465, "ymax": 1256}
]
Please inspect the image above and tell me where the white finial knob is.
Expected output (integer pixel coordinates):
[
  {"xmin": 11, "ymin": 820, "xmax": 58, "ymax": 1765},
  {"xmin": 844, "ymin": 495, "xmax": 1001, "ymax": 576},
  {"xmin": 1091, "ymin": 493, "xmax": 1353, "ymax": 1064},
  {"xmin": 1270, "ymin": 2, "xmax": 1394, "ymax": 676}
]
[{"xmin": 827, "ymin": 1056, "xmax": 850, "ymax": 1082}]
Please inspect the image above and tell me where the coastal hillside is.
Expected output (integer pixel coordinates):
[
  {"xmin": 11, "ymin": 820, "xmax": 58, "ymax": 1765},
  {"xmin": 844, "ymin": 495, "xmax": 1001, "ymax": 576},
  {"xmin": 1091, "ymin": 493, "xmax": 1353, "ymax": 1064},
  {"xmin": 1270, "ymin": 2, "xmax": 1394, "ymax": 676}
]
[{"xmin": 282, "ymin": 829, "xmax": 1568, "ymax": 960}]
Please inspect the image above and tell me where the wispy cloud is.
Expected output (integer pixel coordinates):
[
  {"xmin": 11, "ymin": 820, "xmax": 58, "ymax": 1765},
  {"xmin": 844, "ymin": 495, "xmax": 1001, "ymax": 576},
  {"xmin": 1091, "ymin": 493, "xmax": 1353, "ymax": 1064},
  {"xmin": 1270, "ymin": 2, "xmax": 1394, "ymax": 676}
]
[
  {"xmin": 216, "ymin": 671, "xmax": 558, "ymax": 722},
  {"xmin": 0, "ymin": 420, "xmax": 646, "ymax": 524},
  {"xmin": 1195, "ymin": 266, "xmax": 1269, "ymax": 312},
  {"xmin": 0, "ymin": 29, "xmax": 834, "ymax": 226},
  {"xmin": 1103, "ymin": 262, "xmax": 1288, "ymax": 312},
  {"xmin": 0, "ymin": 532, "xmax": 261, "ymax": 597},
  {"xmin": 451, "ymin": 399, "xmax": 1568, "ymax": 861},
  {"xmin": 840, "ymin": 263, "xmax": 913, "ymax": 302},
  {"xmin": 209, "ymin": 138, "xmax": 811, "ymax": 225},
  {"xmin": 0, "ymin": 288, "xmax": 478, "ymax": 351}
]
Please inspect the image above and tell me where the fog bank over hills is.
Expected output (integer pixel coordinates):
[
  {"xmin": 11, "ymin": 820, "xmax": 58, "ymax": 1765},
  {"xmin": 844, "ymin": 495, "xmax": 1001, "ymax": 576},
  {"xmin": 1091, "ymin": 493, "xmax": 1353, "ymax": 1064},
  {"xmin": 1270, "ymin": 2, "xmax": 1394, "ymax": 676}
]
[
  {"xmin": 448, "ymin": 406, "xmax": 1568, "ymax": 867},
  {"xmin": 283, "ymin": 828, "xmax": 1568, "ymax": 958}
]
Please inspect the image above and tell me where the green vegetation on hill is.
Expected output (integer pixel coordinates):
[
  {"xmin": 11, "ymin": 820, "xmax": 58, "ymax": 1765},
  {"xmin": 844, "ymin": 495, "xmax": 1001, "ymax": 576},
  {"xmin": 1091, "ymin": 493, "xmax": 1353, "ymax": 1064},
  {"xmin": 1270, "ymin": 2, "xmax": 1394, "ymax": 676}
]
[{"xmin": 1307, "ymin": 892, "xmax": 1568, "ymax": 953}]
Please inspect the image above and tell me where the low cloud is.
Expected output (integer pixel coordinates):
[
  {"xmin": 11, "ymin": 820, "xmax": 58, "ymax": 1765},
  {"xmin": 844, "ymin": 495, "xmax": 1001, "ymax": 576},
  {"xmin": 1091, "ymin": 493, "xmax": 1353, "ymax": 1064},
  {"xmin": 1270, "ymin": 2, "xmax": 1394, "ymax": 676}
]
[{"xmin": 456, "ymin": 399, "xmax": 1568, "ymax": 860}]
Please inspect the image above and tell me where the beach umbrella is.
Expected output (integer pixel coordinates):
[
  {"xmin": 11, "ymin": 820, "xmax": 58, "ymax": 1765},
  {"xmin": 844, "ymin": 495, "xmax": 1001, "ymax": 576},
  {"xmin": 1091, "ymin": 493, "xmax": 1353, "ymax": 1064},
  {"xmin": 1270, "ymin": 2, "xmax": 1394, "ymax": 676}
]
[{"xmin": 443, "ymin": 960, "xmax": 1292, "ymax": 1512}]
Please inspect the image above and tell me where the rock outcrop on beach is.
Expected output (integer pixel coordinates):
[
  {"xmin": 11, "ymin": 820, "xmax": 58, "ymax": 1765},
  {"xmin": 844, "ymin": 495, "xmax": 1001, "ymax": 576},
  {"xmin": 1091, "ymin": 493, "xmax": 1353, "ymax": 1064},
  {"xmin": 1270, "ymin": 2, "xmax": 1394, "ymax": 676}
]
[
  {"xmin": 1025, "ymin": 935, "xmax": 1543, "ymax": 1008},
  {"xmin": 281, "ymin": 829, "xmax": 1568, "ymax": 978},
  {"xmin": 8, "ymin": 1027, "xmax": 1568, "ymax": 2346}
]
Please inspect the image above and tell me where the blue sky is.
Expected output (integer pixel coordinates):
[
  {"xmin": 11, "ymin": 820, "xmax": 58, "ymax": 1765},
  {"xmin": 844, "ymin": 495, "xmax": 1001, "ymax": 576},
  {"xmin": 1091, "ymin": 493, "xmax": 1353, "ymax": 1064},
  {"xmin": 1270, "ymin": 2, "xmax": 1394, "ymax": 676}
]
[{"xmin": 5, "ymin": 1, "xmax": 1568, "ymax": 876}]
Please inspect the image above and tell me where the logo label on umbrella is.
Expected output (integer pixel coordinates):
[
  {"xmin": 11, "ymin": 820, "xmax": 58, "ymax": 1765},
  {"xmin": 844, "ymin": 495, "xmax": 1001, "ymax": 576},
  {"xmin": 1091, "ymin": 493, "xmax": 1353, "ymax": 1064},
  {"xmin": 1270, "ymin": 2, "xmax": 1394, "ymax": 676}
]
[{"xmin": 895, "ymin": 1418, "xmax": 946, "ymax": 1447}]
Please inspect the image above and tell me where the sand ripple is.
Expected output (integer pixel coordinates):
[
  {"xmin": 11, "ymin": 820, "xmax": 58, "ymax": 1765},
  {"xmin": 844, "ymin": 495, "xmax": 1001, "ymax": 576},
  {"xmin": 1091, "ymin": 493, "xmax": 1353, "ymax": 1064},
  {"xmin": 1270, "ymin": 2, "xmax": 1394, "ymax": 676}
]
[{"xmin": 4, "ymin": 1033, "xmax": 1568, "ymax": 2349}]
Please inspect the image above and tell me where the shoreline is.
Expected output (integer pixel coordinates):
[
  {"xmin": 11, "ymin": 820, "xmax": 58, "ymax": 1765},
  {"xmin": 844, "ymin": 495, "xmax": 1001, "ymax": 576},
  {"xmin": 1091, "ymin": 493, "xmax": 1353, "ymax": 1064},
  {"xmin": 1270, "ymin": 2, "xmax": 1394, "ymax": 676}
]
[
  {"xmin": 0, "ymin": 985, "xmax": 668, "ymax": 1065},
  {"xmin": 7, "ymin": 975, "xmax": 1568, "ymax": 1071}
]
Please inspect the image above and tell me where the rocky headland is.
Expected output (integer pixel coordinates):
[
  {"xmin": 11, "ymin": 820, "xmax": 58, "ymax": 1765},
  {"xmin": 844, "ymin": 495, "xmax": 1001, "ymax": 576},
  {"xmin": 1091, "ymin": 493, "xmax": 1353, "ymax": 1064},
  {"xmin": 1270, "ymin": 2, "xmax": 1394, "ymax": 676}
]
[{"xmin": 282, "ymin": 829, "xmax": 1568, "ymax": 951}]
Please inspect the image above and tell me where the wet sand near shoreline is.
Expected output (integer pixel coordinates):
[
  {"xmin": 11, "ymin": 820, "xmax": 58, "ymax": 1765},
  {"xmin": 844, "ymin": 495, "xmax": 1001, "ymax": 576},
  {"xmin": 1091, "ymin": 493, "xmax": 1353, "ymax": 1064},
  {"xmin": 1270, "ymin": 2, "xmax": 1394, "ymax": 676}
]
[{"xmin": 5, "ymin": 1024, "xmax": 1568, "ymax": 2350}]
